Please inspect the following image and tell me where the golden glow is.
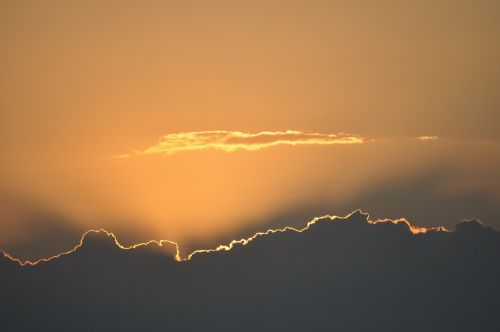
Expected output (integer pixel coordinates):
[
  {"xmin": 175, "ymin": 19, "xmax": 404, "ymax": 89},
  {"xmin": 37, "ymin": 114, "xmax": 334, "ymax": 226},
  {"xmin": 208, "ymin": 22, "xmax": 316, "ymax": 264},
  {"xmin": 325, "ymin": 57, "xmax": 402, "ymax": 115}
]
[
  {"xmin": 2, "ymin": 210, "xmax": 449, "ymax": 267},
  {"xmin": 117, "ymin": 130, "xmax": 364, "ymax": 157},
  {"xmin": 417, "ymin": 136, "xmax": 439, "ymax": 142},
  {"xmin": 1, "ymin": 1, "xmax": 499, "ymax": 260},
  {"xmin": 371, "ymin": 218, "xmax": 447, "ymax": 234}
]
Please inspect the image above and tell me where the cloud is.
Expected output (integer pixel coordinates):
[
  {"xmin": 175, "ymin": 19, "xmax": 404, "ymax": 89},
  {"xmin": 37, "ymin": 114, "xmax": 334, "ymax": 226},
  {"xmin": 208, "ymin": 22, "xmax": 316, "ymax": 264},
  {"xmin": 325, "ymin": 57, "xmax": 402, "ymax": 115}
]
[
  {"xmin": 0, "ymin": 210, "xmax": 445, "ymax": 265},
  {"xmin": 2, "ymin": 210, "xmax": 499, "ymax": 331},
  {"xmin": 417, "ymin": 135, "xmax": 439, "ymax": 141},
  {"xmin": 117, "ymin": 130, "xmax": 364, "ymax": 157},
  {"xmin": 2, "ymin": 229, "xmax": 181, "ymax": 266},
  {"xmin": 186, "ymin": 211, "xmax": 443, "ymax": 260}
]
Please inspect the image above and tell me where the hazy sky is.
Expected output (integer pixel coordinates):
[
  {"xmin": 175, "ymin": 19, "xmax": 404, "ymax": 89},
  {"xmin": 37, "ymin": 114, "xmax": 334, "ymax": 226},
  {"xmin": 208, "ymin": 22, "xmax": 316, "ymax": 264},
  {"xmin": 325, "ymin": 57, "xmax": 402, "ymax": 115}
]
[{"xmin": 1, "ymin": 0, "xmax": 499, "ymax": 259}]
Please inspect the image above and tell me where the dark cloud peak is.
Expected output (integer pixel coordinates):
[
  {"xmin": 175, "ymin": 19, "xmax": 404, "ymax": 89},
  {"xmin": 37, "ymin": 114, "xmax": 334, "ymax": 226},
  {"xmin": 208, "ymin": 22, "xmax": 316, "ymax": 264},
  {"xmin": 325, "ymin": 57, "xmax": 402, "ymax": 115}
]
[
  {"xmin": 455, "ymin": 219, "xmax": 490, "ymax": 232},
  {"xmin": 73, "ymin": 230, "xmax": 180, "ymax": 263},
  {"xmin": 79, "ymin": 230, "xmax": 119, "ymax": 250}
]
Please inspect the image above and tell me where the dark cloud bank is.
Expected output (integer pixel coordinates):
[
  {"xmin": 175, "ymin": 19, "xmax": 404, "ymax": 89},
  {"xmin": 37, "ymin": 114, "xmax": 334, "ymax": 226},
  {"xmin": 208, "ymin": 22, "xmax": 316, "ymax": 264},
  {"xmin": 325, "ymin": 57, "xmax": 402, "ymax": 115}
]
[{"xmin": 2, "ymin": 211, "xmax": 500, "ymax": 331}]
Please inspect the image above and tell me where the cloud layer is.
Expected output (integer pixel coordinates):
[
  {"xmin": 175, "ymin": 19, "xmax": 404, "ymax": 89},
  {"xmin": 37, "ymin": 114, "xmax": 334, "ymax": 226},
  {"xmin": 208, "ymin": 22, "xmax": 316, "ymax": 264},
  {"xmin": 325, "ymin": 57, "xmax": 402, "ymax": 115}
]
[
  {"xmin": 119, "ymin": 130, "xmax": 364, "ymax": 157},
  {"xmin": 2, "ymin": 211, "xmax": 499, "ymax": 331}
]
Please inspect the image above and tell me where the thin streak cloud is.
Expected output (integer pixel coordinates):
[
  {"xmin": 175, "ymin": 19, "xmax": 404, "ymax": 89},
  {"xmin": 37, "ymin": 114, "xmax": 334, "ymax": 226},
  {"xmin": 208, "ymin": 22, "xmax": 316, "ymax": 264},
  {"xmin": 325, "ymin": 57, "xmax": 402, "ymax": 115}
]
[
  {"xmin": 120, "ymin": 130, "xmax": 364, "ymax": 157},
  {"xmin": 417, "ymin": 135, "xmax": 439, "ymax": 142}
]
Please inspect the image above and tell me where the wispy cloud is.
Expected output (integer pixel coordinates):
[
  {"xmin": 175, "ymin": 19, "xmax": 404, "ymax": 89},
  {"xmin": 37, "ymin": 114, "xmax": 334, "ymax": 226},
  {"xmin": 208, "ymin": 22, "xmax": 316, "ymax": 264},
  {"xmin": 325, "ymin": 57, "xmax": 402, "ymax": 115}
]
[
  {"xmin": 118, "ymin": 130, "xmax": 364, "ymax": 157},
  {"xmin": 417, "ymin": 135, "xmax": 439, "ymax": 142}
]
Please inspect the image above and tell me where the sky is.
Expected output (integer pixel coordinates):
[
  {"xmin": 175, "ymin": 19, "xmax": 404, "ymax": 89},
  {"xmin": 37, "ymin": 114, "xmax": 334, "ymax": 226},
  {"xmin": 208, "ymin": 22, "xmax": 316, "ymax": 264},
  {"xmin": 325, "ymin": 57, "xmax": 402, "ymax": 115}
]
[{"xmin": 1, "ymin": 0, "xmax": 499, "ymax": 260}]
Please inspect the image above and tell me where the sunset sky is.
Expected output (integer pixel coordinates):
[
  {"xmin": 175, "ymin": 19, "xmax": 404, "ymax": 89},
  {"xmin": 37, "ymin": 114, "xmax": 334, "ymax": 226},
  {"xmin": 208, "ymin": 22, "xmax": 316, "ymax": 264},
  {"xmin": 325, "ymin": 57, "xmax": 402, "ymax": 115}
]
[{"xmin": 1, "ymin": 0, "xmax": 499, "ymax": 260}]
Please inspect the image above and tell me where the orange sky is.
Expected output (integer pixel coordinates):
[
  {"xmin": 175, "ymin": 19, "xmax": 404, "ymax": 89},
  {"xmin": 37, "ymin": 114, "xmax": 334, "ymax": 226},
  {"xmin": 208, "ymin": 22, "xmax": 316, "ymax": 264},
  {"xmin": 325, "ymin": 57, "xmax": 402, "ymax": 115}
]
[{"xmin": 1, "ymin": 0, "xmax": 499, "ymax": 259}]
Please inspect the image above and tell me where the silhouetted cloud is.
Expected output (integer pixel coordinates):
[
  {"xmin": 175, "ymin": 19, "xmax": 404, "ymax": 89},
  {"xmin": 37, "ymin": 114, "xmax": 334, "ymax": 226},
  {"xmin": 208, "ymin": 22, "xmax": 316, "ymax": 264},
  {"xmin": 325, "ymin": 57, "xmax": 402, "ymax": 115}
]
[
  {"xmin": 2, "ymin": 229, "xmax": 180, "ymax": 266},
  {"xmin": 177, "ymin": 168, "xmax": 500, "ymax": 256},
  {"xmin": 1, "ymin": 211, "xmax": 499, "ymax": 331},
  {"xmin": 117, "ymin": 130, "xmax": 363, "ymax": 157}
]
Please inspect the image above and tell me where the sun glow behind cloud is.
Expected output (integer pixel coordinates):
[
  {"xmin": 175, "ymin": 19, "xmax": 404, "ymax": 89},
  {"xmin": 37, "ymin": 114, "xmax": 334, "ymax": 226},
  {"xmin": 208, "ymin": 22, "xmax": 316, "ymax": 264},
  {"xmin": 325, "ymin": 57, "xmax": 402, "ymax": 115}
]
[
  {"xmin": 1, "ymin": 210, "xmax": 450, "ymax": 266},
  {"xmin": 0, "ymin": 0, "xmax": 499, "ymax": 283},
  {"xmin": 117, "ymin": 130, "xmax": 364, "ymax": 157}
]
